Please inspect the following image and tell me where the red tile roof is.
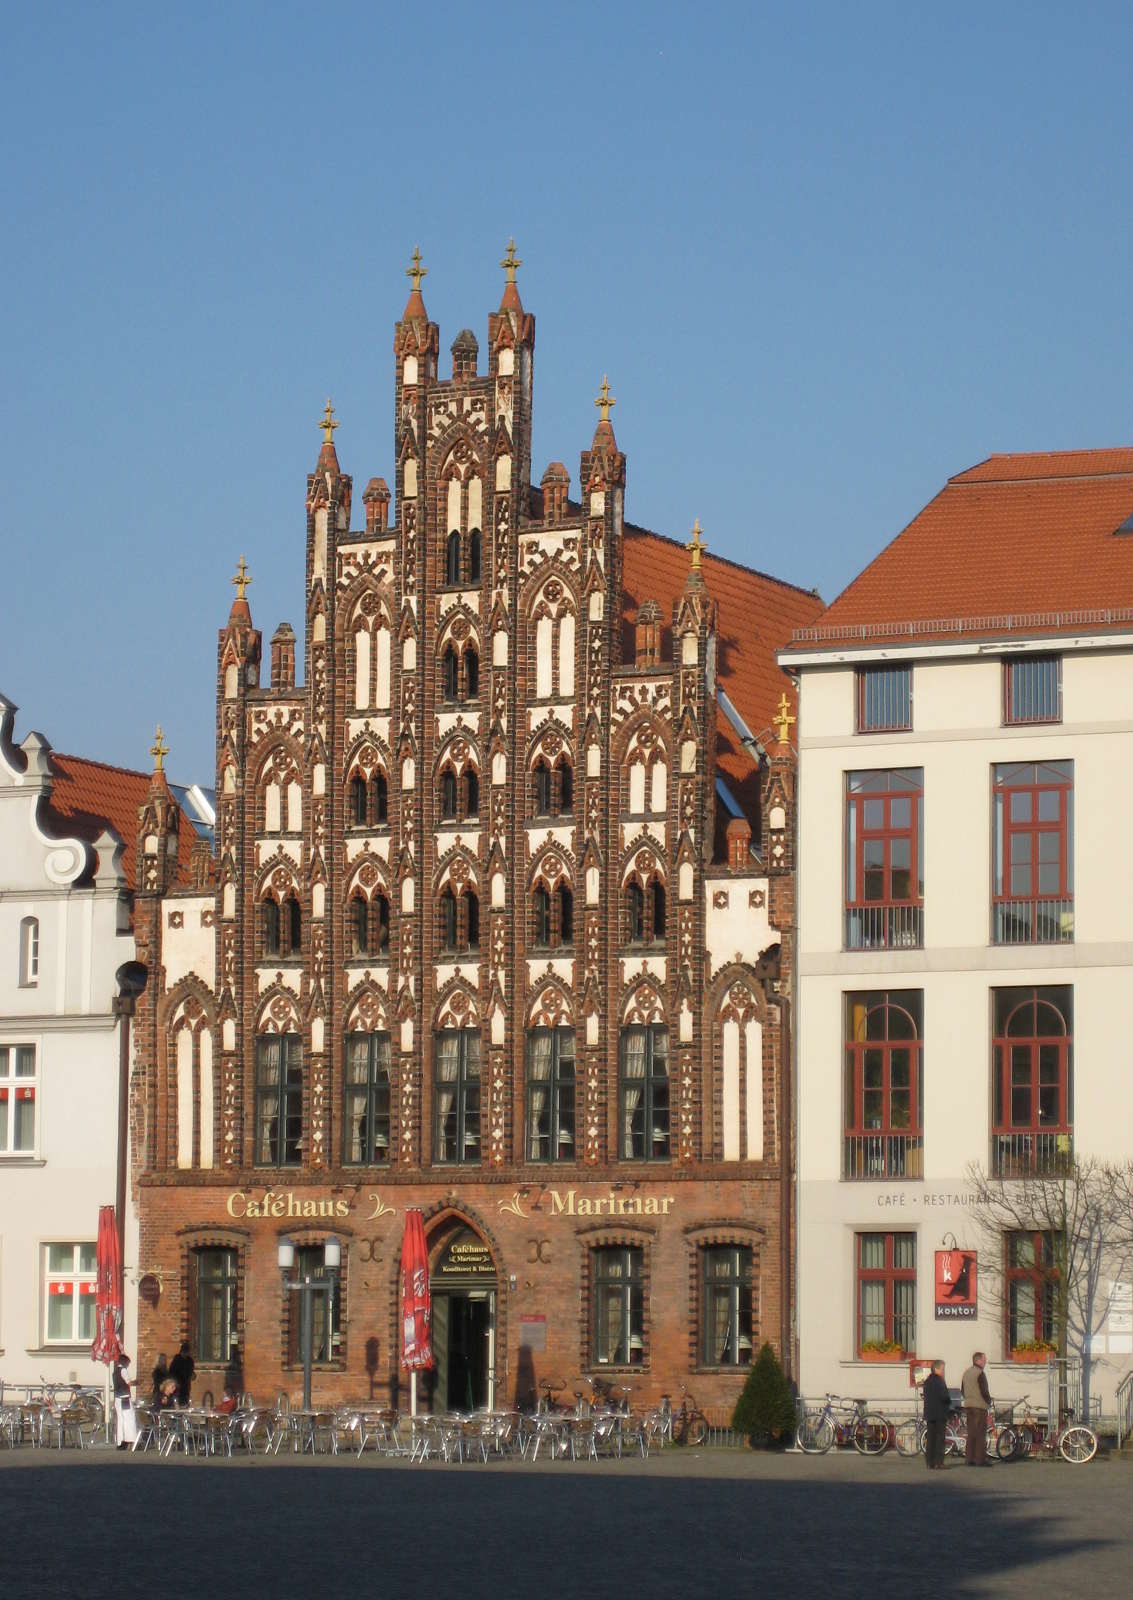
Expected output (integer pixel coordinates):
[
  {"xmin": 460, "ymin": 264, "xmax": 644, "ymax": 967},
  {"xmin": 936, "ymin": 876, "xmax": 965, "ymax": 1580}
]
[
  {"xmin": 46, "ymin": 754, "xmax": 196, "ymax": 895},
  {"xmin": 621, "ymin": 526, "xmax": 825, "ymax": 823},
  {"xmin": 791, "ymin": 449, "xmax": 1133, "ymax": 648}
]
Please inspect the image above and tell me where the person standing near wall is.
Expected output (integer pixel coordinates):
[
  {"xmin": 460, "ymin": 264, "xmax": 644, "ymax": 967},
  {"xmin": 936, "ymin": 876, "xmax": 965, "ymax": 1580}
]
[
  {"xmin": 961, "ymin": 1351, "xmax": 992, "ymax": 1467},
  {"xmin": 922, "ymin": 1359, "xmax": 951, "ymax": 1470}
]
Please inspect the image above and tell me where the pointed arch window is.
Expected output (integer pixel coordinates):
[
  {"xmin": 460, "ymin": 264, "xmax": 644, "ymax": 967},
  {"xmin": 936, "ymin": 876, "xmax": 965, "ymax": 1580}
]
[
  {"xmin": 463, "ymin": 769, "xmax": 480, "ymax": 817},
  {"xmin": 440, "ymin": 770, "xmax": 458, "ymax": 821},
  {"xmin": 651, "ymin": 883, "xmax": 666, "ymax": 940},
  {"xmin": 350, "ymin": 897, "xmax": 368, "ymax": 958},
  {"xmin": 440, "ymin": 889, "xmax": 458, "ymax": 951},
  {"xmin": 442, "ymin": 648, "xmax": 459, "ymax": 701},
  {"xmin": 533, "ymin": 887, "xmax": 552, "ymax": 947},
  {"xmin": 446, "ymin": 529, "xmax": 462, "ymax": 586},
  {"xmin": 349, "ymin": 775, "xmax": 367, "ymax": 827},
  {"xmin": 263, "ymin": 899, "xmax": 281, "ymax": 957},
  {"xmin": 558, "ymin": 761, "xmax": 574, "ymax": 814},
  {"xmin": 286, "ymin": 895, "xmax": 302, "ymax": 956},
  {"xmin": 465, "ymin": 648, "xmax": 479, "ymax": 699},
  {"xmin": 374, "ymin": 892, "xmax": 390, "ymax": 954},
  {"xmin": 464, "ymin": 889, "xmax": 480, "ymax": 951},
  {"xmin": 533, "ymin": 761, "xmax": 552, "ymax": 816},
  {"xmin": 373, "ymin": 770, "xmax": 388, "ymax": 825},
  {"xmin": 627, "ymin": 883, "xmax": 645, "ymax": 944},
  {"xmin": 558, "ymin": 885, "xmax": 574, "ymax": 946},
  {"xmin": 469, "ymin": 528, "xmax": 482, "ymax": 584}
]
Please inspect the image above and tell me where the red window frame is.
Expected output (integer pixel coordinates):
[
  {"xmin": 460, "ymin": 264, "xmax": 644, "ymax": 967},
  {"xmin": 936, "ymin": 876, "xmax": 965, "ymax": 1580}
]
[
  {"xmin": 844, "ymin": 993, "xmax": 923, "ymax": 1163},
  {"xmin": 845, "ymin": 771, "xmax": 923, "ymax": 949},
  {"xmin": 1005, "ymin": 1230, "xmax": 1055, "ymax": 1350},
  {"xmin": 992, "ymin": 762, "xmax": 1073, "ymax": 942},
  {"xmin": 993, "ymin": 987, "xmax": 1072, "ymax": 1138},
  {"xmin": 855, "ymin": 1232, "xmax": 916, "ymax": 1355},
  {"xmin": 856, "ymin": 665, "xmax": 912, "ymax": 733}
]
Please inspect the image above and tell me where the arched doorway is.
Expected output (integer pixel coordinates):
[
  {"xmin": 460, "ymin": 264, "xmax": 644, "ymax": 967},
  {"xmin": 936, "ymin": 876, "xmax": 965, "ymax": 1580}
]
[{"xmin": 428, "ymin": 1219, "xmax": 498, "ymax": 1411}]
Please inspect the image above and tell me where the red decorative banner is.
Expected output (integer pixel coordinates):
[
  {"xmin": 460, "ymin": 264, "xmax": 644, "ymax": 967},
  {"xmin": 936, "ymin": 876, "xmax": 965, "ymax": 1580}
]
[{"xmin": 935, "ymin": 1249, "xmax": 978, "ymax": 1319}]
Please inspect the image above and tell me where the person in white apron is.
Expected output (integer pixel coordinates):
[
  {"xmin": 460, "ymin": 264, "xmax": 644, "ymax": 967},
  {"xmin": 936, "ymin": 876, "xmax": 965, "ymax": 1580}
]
[{"xmin": 113, "ymin": 1355, "xmax": 139, "ymax": 1449}]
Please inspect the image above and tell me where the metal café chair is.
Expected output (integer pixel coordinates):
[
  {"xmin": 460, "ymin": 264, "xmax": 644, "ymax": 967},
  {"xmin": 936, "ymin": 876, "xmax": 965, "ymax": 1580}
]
[{"xmin": 131, "ymin": 1403, "xmax": 157, "ymax": 1454}]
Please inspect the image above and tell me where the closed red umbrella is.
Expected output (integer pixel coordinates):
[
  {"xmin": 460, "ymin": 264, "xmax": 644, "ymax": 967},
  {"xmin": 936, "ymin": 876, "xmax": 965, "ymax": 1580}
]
[
  {"xmin": 90, "ymin": 1204, "xmax": 124, "ymax": 1365},
  {"xmin": 399, "ymin": 1208, "xmax": 433, "ymax": 1415}
]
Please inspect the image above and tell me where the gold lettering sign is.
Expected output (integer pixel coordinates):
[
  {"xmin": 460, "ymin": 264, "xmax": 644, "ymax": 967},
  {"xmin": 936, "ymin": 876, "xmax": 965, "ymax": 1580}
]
[
  {"xmin": 435, "ymin": 1229, "xmax": 496, "ymax": 1280},
  {"xmin": 545, "ymin": 1189, "xmax": 675, "ymax": 1218},
  {"xmin": 226, "ymin": 1190, "xmax": 355, "ymax": 1220}
]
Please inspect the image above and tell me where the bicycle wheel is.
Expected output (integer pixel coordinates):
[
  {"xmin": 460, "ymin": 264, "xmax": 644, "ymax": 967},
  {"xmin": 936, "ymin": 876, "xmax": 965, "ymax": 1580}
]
[
  {"xmin": 1058, "ymin": 1425, "xmax": 1097, "ymax": 1464},
  {"xmin": 944, "ymin": 1420, "xmax": 965, "ymax": 1457},
  {"xmin": 1015, "ymin": 1424, "xmax": 1037, "ymax": 1458},
  {"xmin": 796, "ymin": 1412, "xmax": 835, "ymax": 1454},
  {"xmin": 686, "ymin": 1415, "xmax": 708, "ymax": 1448},
  {"xmin": 852, "ymin": 1414, "xmax": 891, "ymax": 1455},
  {"xmin": 995, "ymin": 1425, "xmax": 1020, "ymax": 1462},
  {"xmin": 894, "ymin": 1418, "xmax": 923, "ymax": 1457}
]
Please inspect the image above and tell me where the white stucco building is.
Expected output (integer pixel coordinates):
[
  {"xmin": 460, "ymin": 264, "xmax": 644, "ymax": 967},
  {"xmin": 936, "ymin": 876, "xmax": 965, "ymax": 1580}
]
[
  {"xmin": 781, "ymin": 449, "xmax": 1133, "ymax": 1415},
  {"xmin": 0, "ymin": 695, "xmax": 205, "ymax": 1390}
]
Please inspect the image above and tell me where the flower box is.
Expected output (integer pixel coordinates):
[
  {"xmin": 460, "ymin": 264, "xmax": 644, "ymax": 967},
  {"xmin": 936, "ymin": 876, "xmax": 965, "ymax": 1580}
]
[
  {"xmin": 858, "ymin": 1347, "xmax": 905, "ymax": 1362},
  {"xmin": 1010, "ymin": 1348, "xmax": 1055, "ymax": 1364}
]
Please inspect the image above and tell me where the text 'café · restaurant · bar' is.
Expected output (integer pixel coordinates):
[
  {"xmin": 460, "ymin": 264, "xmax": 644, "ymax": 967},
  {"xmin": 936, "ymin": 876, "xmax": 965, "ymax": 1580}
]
[{"xmin": 128, "ymin": 249, "xmax": 820, "ymax": 1410}]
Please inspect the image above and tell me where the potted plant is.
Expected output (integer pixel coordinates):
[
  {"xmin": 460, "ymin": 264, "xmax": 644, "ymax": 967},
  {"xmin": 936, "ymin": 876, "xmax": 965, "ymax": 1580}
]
[
  {"xmin": 1010, "ymin": 1340, "xmax": 1057, "ymax": 1364},
  {"xmin": 732, "ymin": 1342, "xmax": 797, "ymax": 1448},
  {"xmin": 859, "ymin": 1339, "xmax": 905, "ymax": 1362}
]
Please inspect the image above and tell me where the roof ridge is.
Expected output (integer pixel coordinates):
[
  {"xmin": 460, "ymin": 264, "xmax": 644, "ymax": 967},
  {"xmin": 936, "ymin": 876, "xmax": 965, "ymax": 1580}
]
[
  {"xmin": 623, "ymin": 521, "xmax": 823, "ymax": 603},
  {"xmin": 53, "ymin": 751, "xmax": 157, "ymax": 784}
]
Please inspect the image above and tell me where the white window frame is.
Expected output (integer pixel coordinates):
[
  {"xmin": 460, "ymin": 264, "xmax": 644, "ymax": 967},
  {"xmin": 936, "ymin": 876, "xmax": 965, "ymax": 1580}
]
[
  {"xmin": 0, "ymin": 1044, "xmax": 38, "ymax": 1156},
  {"xmin": 43, "ymin": 1241, "xmax": 97, "ymax": 1345},
  {"xmin": 18, "ymin": 916, "xmax": 39, "ymax": 987}
]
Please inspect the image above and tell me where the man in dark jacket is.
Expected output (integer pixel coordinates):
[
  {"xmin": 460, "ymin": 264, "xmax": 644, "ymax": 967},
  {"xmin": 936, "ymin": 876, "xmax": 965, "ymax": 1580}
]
[
  {"xmin": 168, "ymin": 1342, "xmax": 195, "ymax": 1407},
  {"xmin": 922, "ymin": 1360, "xmax": 951, "ymax": 1469}
]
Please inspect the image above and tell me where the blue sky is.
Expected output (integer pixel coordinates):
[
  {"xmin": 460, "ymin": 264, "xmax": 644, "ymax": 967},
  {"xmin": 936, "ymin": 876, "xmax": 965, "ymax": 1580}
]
[{"xmin": 3, "ymin": 1, "xmax": 1133, "ymax": 782}]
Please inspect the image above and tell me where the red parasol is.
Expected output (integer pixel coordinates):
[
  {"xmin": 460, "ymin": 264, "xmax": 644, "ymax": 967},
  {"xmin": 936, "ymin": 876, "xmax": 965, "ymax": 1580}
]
[
  {"xmin": 399, "ymin": 1209, "xmax": 433, "ymax": 1413},
  {"xmin": 90, "ymin": 1204, "xmax": 124, "ymax": 1366}
]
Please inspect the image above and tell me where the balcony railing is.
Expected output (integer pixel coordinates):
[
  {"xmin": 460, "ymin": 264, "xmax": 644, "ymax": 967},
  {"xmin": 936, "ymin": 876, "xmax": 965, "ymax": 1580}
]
[
  {"xmin": 845, "ymin": 904, "xmax": 924, "ymax": 951},
  {"xmin": 992, "ymin": 897, "xmax": 1074, "ymax": 945},
  {"xmin": 843, "ymin": 1133, "xmax": 924, "ymax": 1180},
  {"xmin": 991, "ymin": 1130, "xmax": 1073, "ymax": 1177}
]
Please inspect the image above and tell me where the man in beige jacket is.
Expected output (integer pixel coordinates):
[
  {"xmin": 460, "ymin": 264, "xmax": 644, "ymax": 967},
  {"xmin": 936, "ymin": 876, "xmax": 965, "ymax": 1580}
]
[{"xmin": 961, "ymin": 1351, "xmax": 993, "ymax": 1466}]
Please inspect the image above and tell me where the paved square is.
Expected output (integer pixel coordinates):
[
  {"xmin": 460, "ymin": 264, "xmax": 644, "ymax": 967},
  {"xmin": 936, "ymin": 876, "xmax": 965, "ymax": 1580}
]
[{"xmin": 2, "ymin": 1447, "xmax": 1126, "ymax": 1599}]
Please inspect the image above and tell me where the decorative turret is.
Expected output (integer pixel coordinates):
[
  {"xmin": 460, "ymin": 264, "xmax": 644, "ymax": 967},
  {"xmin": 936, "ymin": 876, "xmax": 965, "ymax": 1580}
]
[
  {"xmin": 488, "ymin": 237, "xmax": 535, "ymax": 510},
  {"xmin": 580, "ymin": 375, "xmax": 626, "ymax": 496},
  {"xmin": 540, "ymin": 461, "xmax": 570, "ymax": 524},
  {"xmin": 451, "ymin": 328, "xmax": 478, "ymax": 382},
  {"xmin": 270, "ymin": 622, "xmax": 296, "ymax": 690},
  {"xmin": 135, "ymin": 726, "xmax": 180, "ymax": 896},
  {"xmin": 634, "ymin": 598, "xmax": 663, "ymax": 667},
  {"xmin": 363, "ymin": 476, "xmax": 390, "ymax": 534},
  {"xmin": 219, "ymin": 557, "xmax": 262, "ymax": 700},
  {"xmin": 673, "ymin": 520, "xmax": 718, "ymax": 863}
]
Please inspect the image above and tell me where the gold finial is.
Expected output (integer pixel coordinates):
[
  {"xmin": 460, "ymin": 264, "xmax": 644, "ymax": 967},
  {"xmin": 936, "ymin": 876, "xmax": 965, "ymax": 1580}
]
[
  {"xmin": 500, "ymin": 237, "xmax": 522, "ymax": 282},
  {"xmin": 232, "ymin": 555, "xmax": 252, "ymax": 601},
  {"xmin": 150, "ymin": 725, "xmax": 169, "ymax": 774},
  {"xmin": 406, "ymin": 246, "xmax": 427, "ymax": 291},
  {"xmin": 319, "ymin": 398, "xmax": 338, "ymax": 445},
  {"xmin": 686, "ymin": 518, "xmax": 707, "ymax": 570},
  {"xmin": 772, "ymin": 691, "xmax": 796, "ymax": 747},
  {"xmin": 595, "ymin": 375, "xmax": 616, "ymax": 422}
]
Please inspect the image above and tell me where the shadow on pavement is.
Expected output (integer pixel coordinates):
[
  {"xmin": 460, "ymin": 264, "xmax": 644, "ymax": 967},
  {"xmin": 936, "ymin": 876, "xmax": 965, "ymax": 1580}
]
[{"xmin": 0, "ymin": 1460, "xmax": 1113, "ymax": 1600}]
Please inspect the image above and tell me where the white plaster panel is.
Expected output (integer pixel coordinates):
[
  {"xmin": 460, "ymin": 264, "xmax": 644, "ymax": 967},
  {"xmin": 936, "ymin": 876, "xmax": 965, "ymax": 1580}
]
[
  {"xmin": 704, "ymin": 878, "xmax": 772, "ymax": 978},
  {"xmin": 526, "ymin": 958, "xmax": 575, "ymax": 986},
  {"xmin": 199, "ymin": 1030, "xmax": 214, "ymax": 1169},
  {"xmin": 161, "ymin": 897, "xmax": 216, "ymax": 990},
  {"xmin": 620, "ymin": 956, "xmax": 666, "ymax": 985},
  {"xmin": 526, "ymin": 825, "xmax": 574, "ymax": 859},
  {"xmin": 437, "ymin": 713, "xmax": 480, "ymax": 740}
]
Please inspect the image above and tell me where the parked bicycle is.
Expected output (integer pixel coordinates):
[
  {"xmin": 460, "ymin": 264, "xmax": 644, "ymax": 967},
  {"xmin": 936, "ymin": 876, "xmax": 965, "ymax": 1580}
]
[
  {"xmin": 797, "ymin": 1394, "xmax": 891, "ymax": 1455},
  {"xmin": 995, "ymin": 1395, "xmax": 1097, "ymax": 1464},
  {"xmin": 648, "ymin": 1385, "xmax": 708, "ymax": 1447}
]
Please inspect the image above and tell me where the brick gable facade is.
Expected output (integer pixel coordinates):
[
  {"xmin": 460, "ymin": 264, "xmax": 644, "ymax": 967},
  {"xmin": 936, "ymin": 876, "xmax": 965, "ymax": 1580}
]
[{"xmin": 131, "ymin": 256, "xmax": 816, "ymax": 1411}]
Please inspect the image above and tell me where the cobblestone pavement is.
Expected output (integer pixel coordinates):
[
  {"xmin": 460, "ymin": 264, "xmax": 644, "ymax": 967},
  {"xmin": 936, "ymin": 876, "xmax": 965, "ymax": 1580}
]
[{"xmin": 2, "ymin": 1446, "xmax": 1127, "ymax": 1599}]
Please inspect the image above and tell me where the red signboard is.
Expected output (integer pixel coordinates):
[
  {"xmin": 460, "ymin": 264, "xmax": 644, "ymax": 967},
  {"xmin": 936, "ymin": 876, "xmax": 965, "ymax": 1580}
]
[{"xmin": 935, "ymin": 1249, "xmax": 977, "ymax": 1320}]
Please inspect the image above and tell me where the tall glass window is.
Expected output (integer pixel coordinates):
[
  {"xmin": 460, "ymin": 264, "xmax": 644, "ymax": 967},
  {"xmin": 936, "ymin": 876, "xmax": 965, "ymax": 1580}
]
[
  {"xmin": 702, "ymin": 1246, "xmax": 754, "ymax": 1366},
  {"xmin": 344, "ymin": 1032, "xmax": 391, "ymax": 1164},
  {"xmin": 992, "ymin": 761, "xmax": 1073, "ymax": 944},
  {"xmin": 0, "ymin": 1044, "xmax": 36, "ymax": 1155},
  {"xmin": 254, "ymin": 1034, "xmax": 303, "ymax": 1166},
  {"xmin": 434, "ymin": 1029, "xmax": 480, "ymax": 1164},
  {"xmin": 845, "ymin": 769, "xmax": 924, "ymax": 950},
  {"xmin": 287, "ymin": 1245, "xmax": 341, "ymax": 1365},
  {"xmin": 856, "ymin": 1232, "xmax": 916, "ymax": 1355},
  {"xmin": 195, "ymin": 1248, "xmax": 238, "ymax": 1363},
  {"xmin": 525, "ymin": 1028, "xmax": 575, "ymax": 1161},
  {"xmin": 592, "ymin": 1247, "xmax": 644, "ymax": 1366},
  {"xmin": 619, "ymin": 1025, "xmax": 669, "ymax": 1160},
  {"xmin": 44, "ymin": 1243, "xmax": 96, "ymax": 1343},
  {"xmin": 843, "ymin": 992, "xmax": 923, "ymax": 1179},
  {"xmin": 992, "ymin": 986, "xmax": 1072, "ymax": 1176}
]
